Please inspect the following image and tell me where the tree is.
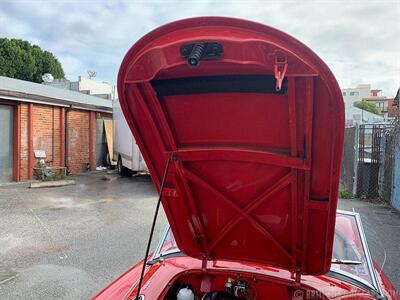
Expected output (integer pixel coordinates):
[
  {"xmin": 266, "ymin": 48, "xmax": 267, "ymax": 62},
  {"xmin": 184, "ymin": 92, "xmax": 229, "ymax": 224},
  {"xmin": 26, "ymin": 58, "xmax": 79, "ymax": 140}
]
[
  {"xmin": 0, "ymin": 38, "xmax": 65, "ymax": 83},
  {"xmin": 353, "ymin": 100, "xmax": 381, "ymax": 115}
]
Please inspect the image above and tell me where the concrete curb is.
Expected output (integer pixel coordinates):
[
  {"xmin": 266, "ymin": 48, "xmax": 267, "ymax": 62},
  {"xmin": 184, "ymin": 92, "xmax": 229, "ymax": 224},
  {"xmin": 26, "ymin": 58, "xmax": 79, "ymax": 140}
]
[
  {"xmin": 30, "ymin": 180, "xmax": 76, "ymax": 188},
  {"xmin": 0, "ymin": 180, "xmax": 40, "ymax": 188}
]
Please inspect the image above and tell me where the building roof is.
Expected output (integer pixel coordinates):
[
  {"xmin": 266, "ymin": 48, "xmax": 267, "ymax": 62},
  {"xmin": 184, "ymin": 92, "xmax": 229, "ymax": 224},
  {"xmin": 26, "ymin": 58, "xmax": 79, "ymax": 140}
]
[
  {"xmin": 345, "ymin": 106, "xmax": 385, "ymax": 124},
  {"xmin": 0, "ymin": 76, "xmax": 112, "ymax": 112},
  {"xmin": 363, "ymin": 97, "xmax": 388, "ymax": 101}
]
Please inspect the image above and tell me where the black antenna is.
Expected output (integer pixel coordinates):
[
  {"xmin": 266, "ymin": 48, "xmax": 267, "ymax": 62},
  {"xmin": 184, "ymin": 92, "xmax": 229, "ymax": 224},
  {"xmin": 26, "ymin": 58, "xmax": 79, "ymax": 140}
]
[
  {"xmin": 87, "ymin": 70, "xmax": 97, "ymax": 79},
  {"xmin": 126, "ymin": 156, "xmax": 173, "ymax": 300}
]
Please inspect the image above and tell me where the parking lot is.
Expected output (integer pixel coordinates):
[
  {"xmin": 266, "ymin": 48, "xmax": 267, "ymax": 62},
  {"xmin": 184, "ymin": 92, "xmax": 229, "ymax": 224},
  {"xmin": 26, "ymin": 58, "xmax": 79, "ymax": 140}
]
[
  {"xmin": 0, "ymin": 171, "xmax": 399, "ymax": 299},
  {"xmin": 0, "ymin": 172, "xmax": 166, "ymax": 299}
]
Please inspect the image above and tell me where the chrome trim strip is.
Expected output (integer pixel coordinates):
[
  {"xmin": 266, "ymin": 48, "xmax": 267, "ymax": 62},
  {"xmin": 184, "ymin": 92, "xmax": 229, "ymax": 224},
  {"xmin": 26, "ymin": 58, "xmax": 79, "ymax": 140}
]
[
  {"xmin": 354, "ymin": 211, "xmax": 384, "ymax": 297},
  {"xmin": 336, "ymin": 209, "xmax": 357, "ymax": 216},
  {"xmin": 336, "ymin": 210, "xmax": 384, "ymax": 297},
  {"xmin": 151, "ymin": 225, "xmax": 170, "ymax": 261},
  {"xmin": 329, "ymin": 268, "xmax": 376, "ymax": 290}
]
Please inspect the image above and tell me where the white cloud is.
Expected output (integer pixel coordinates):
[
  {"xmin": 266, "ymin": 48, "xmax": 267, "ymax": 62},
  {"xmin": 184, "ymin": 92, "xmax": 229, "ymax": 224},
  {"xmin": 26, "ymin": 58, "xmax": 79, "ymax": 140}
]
[
  {"xmin": 56, "ymin": 54, "xmax": 87, "ymax": 79},
  {"xmin": 0, "ymin": 0, "xmax": 399, "ymax": 95}
]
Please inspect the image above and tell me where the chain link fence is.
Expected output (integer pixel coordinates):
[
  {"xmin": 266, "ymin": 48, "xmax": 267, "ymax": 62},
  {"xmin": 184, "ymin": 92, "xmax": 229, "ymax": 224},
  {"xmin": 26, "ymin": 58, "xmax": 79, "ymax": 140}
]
[
  {"xmin": 341, "ymin": 126, "xmax": 357, "ymax": 194},
  {"xmin": 341, "ymin": 123, "xmax": 396, "ymax": 202}
]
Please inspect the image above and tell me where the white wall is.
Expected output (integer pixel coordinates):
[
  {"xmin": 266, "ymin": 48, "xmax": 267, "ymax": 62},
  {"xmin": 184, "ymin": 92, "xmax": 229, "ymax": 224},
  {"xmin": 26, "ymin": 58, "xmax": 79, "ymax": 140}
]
[
  {"xmin": 77, "ymin": 76, "xmax": 116, "ymax": 99},
  {"xmin": 342, "ymin": 84, "xmax": 371, "ymax": 107}
]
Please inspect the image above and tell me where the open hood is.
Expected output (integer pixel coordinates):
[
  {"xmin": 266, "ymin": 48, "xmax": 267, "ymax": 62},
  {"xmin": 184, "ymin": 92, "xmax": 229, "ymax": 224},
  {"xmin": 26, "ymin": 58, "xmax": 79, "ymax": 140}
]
[{"xmin": 118, "ymin": 17, "xmax": 344, "ymax": 276}]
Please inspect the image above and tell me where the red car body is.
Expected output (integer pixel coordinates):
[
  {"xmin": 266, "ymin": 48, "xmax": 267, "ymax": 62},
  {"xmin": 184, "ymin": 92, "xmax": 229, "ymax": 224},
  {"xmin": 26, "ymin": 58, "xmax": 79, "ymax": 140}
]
[
  {"xmin": 93, "ymin": 17, "xmax": 398, "ymax": 300},
  {"xmin": 95, "ymin": 255, "xmax": 397, "ymax": 300}
]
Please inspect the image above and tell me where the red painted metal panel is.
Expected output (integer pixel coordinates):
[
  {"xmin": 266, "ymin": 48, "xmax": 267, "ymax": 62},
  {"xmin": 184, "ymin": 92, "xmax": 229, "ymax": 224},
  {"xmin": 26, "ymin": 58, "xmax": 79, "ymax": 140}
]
[
  {"xmin": 93, "ymin": 255, "xmax": 387, "ymax": 300},
  {"xmin": 60, "ymin": 107, "xmax": 65, "ymax": 167},
  {"xmin": 89, "ymin": 111, "xmax": 95, "ymax": 171},
  {"xmin": 118, "ymin": 17, "xmax": 344, "ymax": 275},
  {"xmin": 13, "ymin": 103, "xmax": 21, "ymax": 182},
  {"xmin": 0, "ymin": 99, "xmax": 17, "ymax": 106},
  {"xmin": 28, "ymin": 103, "xmax": 33, "ymax": 180}
]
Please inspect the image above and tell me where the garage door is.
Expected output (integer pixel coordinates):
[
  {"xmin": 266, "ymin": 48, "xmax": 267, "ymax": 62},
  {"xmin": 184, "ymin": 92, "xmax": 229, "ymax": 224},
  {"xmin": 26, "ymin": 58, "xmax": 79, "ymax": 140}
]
[{"xmin": 0, "ymin": 105, "xmax": 13, "ymax": 182}]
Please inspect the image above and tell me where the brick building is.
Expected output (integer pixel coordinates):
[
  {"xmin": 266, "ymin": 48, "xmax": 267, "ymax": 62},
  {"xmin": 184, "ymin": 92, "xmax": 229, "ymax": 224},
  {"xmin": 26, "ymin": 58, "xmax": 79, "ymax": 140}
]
[
  {"xmin": 387, "ymin": 99, "xmax": 399, "ymax": 118},
  {"xmin": 0, "ymin": 76, "xmax": 112, "ymax": 183}
]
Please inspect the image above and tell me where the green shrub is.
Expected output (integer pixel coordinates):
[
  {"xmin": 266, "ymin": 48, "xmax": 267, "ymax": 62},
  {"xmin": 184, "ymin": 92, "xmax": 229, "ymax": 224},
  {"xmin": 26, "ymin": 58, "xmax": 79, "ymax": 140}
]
[
  {"xmin": 43, "ymin": 173, "xmax": 65, "ymax": 181},
  {"xmin": 339, "ymin": 190, "xmax": 353, "ymax": 199},
  {"xmin": 353, "ymin": 101, "xmax": 381, "ymax": 115}
]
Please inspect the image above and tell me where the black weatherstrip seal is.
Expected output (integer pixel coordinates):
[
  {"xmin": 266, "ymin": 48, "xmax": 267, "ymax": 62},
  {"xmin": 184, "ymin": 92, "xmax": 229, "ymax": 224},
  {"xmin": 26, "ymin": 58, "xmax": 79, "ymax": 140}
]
[{"xmin": 151, "ymin": 75, "xmax": 288, "ymax": 96}]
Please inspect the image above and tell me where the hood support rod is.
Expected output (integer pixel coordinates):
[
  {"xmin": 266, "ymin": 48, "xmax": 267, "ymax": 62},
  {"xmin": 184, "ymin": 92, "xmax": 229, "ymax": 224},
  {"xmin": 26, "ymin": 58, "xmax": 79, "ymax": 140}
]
[{"xmin": 127, "ymin": 156, "xmax": 173, "ymax": 300}]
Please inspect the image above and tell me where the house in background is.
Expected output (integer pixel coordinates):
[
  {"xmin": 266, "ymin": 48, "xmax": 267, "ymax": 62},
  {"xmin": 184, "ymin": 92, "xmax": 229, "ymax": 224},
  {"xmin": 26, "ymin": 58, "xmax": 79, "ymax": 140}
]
[
  {"xmin": 362, "ymin": 89, "xmax": 392, "ymax": 117},
  {"xmin": 42, "ymin": 76, "xmax": 117, "ymax": 100},
  {"xmin": 0, "ymin": 76, "xmax": 112, "ymax": 183},
  {"xmin": 341, "ymin": 84, "xmax": 393, "ymax": 117},
  {"xmin": 341, "ymin": 84, "xmax": 371, "ymax": 107}
]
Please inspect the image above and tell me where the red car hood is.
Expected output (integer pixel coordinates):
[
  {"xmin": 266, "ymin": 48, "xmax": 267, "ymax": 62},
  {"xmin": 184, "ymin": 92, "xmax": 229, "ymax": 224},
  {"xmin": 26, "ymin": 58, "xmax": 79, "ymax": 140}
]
[{"xmin": 118, "ymin": 17, "xmax": 344, "ymax": 276}]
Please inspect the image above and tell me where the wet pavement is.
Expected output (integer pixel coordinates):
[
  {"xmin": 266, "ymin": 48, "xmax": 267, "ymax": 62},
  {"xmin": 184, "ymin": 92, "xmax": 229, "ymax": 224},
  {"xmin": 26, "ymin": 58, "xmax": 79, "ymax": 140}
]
[
  {"xmin": 0, "ymin": 171, "xmax": 165, "ymax": 299},
  {"xmin": 338, "ymin": 198, "xmax": 400, "ymax": 291},
  {"xmin": 0, "ymin": 172, "xmax": 399, "ymax": 299}
]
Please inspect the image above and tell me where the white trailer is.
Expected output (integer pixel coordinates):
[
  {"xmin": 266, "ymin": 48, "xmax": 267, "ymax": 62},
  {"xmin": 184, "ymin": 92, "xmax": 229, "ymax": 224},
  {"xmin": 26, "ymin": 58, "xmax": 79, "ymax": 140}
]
[{"xmin": 113, "ymin": 98, "xmax": 148, "ymax": 176}]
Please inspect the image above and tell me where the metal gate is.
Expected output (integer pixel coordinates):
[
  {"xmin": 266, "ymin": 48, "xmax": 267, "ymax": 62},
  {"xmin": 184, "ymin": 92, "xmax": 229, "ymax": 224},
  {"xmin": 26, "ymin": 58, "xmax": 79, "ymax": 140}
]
[{"xmin": 356, "ymin": 124, "xmax": 392, "ymax": 199}]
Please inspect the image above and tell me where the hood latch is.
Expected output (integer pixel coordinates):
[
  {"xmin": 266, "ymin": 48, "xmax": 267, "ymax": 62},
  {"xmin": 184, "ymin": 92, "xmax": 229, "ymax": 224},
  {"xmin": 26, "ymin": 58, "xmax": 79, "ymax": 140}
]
[{"xmin": 274, "ymin": 53, "xmax": 288, "ymax": 92}]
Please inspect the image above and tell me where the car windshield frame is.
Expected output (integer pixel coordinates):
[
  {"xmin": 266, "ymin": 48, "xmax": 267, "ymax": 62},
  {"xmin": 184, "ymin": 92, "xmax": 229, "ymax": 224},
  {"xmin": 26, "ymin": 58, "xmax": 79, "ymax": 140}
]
[
  {"xmin": 150, "ymin": 210, "xmax": 383, "ymax": 297},
  {"xmin": 331, "ymin": 210, "xmax": 384, "ymax": 297}
]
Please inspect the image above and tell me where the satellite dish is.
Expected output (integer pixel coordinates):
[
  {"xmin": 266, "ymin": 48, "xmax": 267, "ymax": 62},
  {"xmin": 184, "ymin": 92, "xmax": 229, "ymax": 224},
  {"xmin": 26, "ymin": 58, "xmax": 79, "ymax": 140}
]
[
  {"xmin": 42, "ymin": 73, "xmax": 54, "ymax": 83},
  {"xmin": 87, "ymin": 70, "xmax": 97, "ymax": 79}
]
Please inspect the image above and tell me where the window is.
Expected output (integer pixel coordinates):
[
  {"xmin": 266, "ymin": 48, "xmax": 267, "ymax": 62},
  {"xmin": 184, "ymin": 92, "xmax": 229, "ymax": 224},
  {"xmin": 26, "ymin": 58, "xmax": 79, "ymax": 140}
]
[
  {"xmin": 159, "ymin": 227, "xmax": 178, "ymax": 255},
  {"xmin": 152, "ymin": 226, "xmax": 179, "ymax": 261},
  {"xmin": 332, "ymin": 213, "xmax": 372, "ymax": 284},
  {"xmin": 342, "ymin": 91, "xmax": 347, "ymax": 96},
  {"xmin": 376, "ymin": 102, "xmax": 384, "ymax": 109},
  {"xmin": 332, "ymin": 211, "xmax": 383, "ymax": 296},
  {"xmin": 350, "ymin": 91, "xmax": 359, "ymax": 96}
]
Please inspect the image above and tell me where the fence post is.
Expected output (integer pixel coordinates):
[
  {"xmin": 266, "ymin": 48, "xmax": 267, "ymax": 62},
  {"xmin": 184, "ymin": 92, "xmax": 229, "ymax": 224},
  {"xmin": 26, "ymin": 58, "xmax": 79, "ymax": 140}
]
[{"xmin": 353, "ymin": 125, "xmax": 359, "ymax": 196}]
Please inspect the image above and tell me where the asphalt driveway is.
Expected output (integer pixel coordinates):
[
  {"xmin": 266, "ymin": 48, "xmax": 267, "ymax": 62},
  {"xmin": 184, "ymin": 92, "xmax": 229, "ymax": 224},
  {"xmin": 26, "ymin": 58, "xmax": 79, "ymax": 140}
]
[
  {"xmin": 0, "ymin": 172, "xmax": 399, "ymax": 299},
  {"xmin": 0, "ymin": 171, "xmax": 166, "ymax": 299},
  {"xmin": 338, "ymin": 198, "xmax": 400, "ymax": 291}
]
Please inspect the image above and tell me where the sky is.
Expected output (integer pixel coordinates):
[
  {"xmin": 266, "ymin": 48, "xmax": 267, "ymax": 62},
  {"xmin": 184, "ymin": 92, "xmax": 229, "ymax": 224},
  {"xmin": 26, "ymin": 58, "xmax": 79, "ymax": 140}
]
[{"xmin": 0, "ymin": 0, "xmax": 399, "ymax": 96}]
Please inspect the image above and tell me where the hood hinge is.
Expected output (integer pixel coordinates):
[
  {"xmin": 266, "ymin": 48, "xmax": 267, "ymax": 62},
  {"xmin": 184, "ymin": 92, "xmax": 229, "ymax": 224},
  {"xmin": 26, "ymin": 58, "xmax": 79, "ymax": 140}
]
[
  {"xmin": 294, "ymin": 268, "xmax": 302, "ymax": 287},
  {"xmin": 202, "ymin": 256, "xmax": 208, "ymax": 272}
]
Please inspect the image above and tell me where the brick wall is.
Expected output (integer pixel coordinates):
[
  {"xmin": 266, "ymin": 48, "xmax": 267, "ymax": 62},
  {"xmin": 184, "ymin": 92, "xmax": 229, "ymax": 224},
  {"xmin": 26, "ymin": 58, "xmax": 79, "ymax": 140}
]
[
  {"xmin": 19, "ymin": 104, "xmax": 96, "ymax": 180},
  {"xmin": 32, "ymin": 104, "xmax": 62, "ymax": 166},
  {"xmin": 67, "ymin": 109, "xmax": 92, "ymax": 174}
]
